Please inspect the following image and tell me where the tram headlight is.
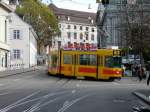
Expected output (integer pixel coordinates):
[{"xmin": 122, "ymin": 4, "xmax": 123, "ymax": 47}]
[{"xmin": 116, "ymin": 71, "xmax": 120, "ymax": 74}]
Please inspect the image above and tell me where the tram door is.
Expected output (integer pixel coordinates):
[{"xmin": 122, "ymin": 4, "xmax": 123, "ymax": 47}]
[
  {"xmin": 97, "ymin": 55, "xmax": 105, "ymax": 79},
  {"xmin": 61, "ymin": 51, "xmax": 74, "ymax": 77},
  {"xmin": 75, "ymin": 53, "xmax": 97, "ymax": 78}
]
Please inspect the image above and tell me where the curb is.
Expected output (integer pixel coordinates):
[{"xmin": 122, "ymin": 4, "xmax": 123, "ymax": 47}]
[
  {"xmin": 132, "ymin": 92, "xmax": 150, "ymax": 105},
  {"xmin": 0, "ymin": 69, "xmax": 37, "ymax": 78}
]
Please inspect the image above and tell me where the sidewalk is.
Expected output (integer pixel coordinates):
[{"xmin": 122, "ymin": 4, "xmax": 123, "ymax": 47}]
[
  {"xmin": 0, "ymin": 66, "xmax": 47, "ymax": 78},
  {"xmin": 133, "ymin": 89, "xmax": 150, "ymax": 105}
]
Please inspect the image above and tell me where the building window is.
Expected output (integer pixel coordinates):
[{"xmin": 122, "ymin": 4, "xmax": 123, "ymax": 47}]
[
  {"xmin": 59, "ymin": 32, "xmax": 61, "ymax": 38},
  {"xmin": 85, "ymin": 33, "xmax": 89, "ymax": 40},
  {"xmin": 13, "ymin": 49, "xmax": 21, "ymax": 59},
  {"xmin": 5, "ymin": 20, "xmax": 7, "ymax": 43},
  {"xmin": 86, "ymin": 27, "xmax": 89, "ymax": 31},
  {"xmin": 74, "ymin": 25, "xmax": 77, "ymax": 29},
  {"xmin": 74, "ymin": 32, "xmax": 77, "ymax": 39},
  {"xmin": 59, "ymin": 24, "xmax": 61, "ymax": 28},
  {"xmin": 68, "ymin": 42, "xmax": 71, "ymax": 45},
  {"xmin": 13, "ymin": 30, "xmax": 20, "ymax": 39},
  {"xmin": 67, "ymin": 25, "xmax": 71, "ymax": 29},
  {"xmin": 80, "ymin": 33, "xmax": 83, "ymax": 40},
  {"xmin": 91, "ymin": 28, "xmax": 94, "ymax": 32},
  {"xmin": 67, "ymin": 32, "xmax": 71, "ymax": 39},
  {"xmin": 80, "ymin": 26, "xmax": 83, "ymax": 30},
  {"xmin": 91, "ymin": 34, "xmax": 94, "ymax": 41}
]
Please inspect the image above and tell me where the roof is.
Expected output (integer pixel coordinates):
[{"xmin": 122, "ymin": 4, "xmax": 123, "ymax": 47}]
[
  {"xmin": 49, "ymin": 3, "xmax": 96, "ymax": 26},
  {"xmin": 0, "ymin": 2, "xmax": 14, "ymax": 12}
]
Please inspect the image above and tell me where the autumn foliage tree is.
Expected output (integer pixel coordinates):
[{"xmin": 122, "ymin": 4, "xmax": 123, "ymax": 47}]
[{"xmin": 16, "ymin": 0, "xmax": 59, "ymax": 54}]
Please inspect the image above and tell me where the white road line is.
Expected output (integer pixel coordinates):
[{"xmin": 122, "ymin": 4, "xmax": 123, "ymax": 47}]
[
  {"xmin": 0, "ymin": 90, "xmax": 41, "ymax": 112},
  {"xmin": 13, "ymin": 79, "xmax": 20, "ymax": 82},
  {"xmin": 76, "ymin": 84, "xmax": 80, "ymax": 87},
  {"xmin": 71, "ymin": 90, "xmax": 76, "ymax": 94},
  {"xmin": 25, "ymin": 96, "xmax": 65, "ymax": 112},
  {"xmin": 57, "ymin": 95, "xmax": 90, "ymax": 112},
  {"xmin": 112, "ymin": 82, "xmax": 120, "ymax": 85},
  {"xmin": 0, "ymin": 84, "xmax": 4, "ymax": 86},
  {"xmin": 0, "ymin": 92, "xmax": 10, "ymax": 96},
  {"xmin": 0, "ymin": 90, "xmax": 70, "ymax": 112},
  {"xmin": 23, "ymin": 91, "xmax": 70, "ymax": 112}
]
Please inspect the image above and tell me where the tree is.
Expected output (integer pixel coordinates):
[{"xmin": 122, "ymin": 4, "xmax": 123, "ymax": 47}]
[
  {"xmin": 120, "ymin": 1, "xmax": 150, "ymax": 61},
  {"xmin": 16, "ymin": 0, "xmax": 59, "ymax": 54}
]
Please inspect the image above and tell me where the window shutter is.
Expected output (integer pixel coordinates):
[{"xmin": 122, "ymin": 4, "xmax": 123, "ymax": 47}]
[
  {"xmin": 11, "ymin": 50, "xmax": 14, "ymax": 60},
  {"xmin": 21, "ymin": 50, "xmax": 23, "ymax": 59},
  {"xmin": 10, "ymin": 29, "xmax": 14, "ymax": 40},
  {"xmin": 20, "ymin": 30, "xmax": 23, "ymax": 40}
]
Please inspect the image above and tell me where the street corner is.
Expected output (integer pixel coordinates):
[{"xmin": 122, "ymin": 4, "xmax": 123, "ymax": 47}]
[{"xmin": 132, "ymin": 90, "xmax": 150, "ymax": 105}]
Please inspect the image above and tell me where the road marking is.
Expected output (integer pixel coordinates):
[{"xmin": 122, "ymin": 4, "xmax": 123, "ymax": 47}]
[
  {"xmin": 76, "ymin": 84, "xmax": 80, "ymax": 87},
  {"xmin": 0, "ymin": 90, "xmax": 69, "ymax": 112},
  {"xmin": 113, "ymin": 99, "xmax": 126, "ymax": 103},
  {"xmin": 0, "ymin": 90, "xmax": 41, "ymax": 112},
  {"xmin": 23, "ymin": 91, "xmax": 70, "ymax": 112},
  {"xmin": 57, "ymin": 95, "xmax": 90, "ymax": 112},
  {"xmin": 112, "ymin": 82, "xmax": 120, "ymax": 85},
  {"xmin": 27, "ymin": 96, "xmax": 65, "ymax": 112},
  {"xmin": 13, "ymin": 79, "xmax": 20, "ymax": 82},
  {"xmin": 0, "ymin": 84, "xmax": 4, "ymax": 86},
  {"xmin": 0, "ymin": 92, "xmax": 10, "ymax": 96},
  {"xmin": 71, "ymin": 90, "xmax": 76, "ymax": 94}
]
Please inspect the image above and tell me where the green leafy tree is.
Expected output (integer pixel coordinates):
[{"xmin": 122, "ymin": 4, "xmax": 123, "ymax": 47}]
[{"xmin": 16, "ymin": 0, "xmax": 59, "ymax": 54}]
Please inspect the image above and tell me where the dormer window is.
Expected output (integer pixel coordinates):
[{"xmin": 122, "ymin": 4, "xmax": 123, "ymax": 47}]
[
  {"xmin": 91, "ymin": 19, "xmax": 94, "ymax": 24},
  {"xmin": 65, "ymin": 16, "xmax": 70, "ymax": 21},
  {"xmin": 88, "ymin": 16, "xmax": 91, "ymax": 20},
  {"xmin": 67, "ymin": 16, "xmax": 70, "ymax": 21}
]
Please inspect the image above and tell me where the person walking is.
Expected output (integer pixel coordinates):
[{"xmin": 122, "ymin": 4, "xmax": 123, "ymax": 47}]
[
  {"xmin": 136, "ymin": 64, "xmax": 142, "ymax": 81},
  {"xmin": 147, "ymin": 63, "xmax": 150, "ymax": 85},
  {"xmin": 147, "ymin": 73, "xmax": 150, "ymax": 85}
]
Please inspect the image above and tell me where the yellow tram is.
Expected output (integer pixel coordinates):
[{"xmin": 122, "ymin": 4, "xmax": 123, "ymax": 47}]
[{"xmin": 48, "ymin": 48, "xmax": 123, "ymax": 80}]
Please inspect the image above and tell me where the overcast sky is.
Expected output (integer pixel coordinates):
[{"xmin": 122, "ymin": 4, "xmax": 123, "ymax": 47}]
[{"xmin": 42, "ymin": 0, "xmax": 98, "ymax": 13}]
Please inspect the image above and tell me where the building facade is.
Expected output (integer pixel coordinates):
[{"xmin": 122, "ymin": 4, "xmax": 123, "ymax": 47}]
[
  {"xmin": 49, "ymin": 4, "xmax": 97, "ymax": 50},
  {"xmin": 8, "ymin": 13, "xmax": 37, "ymax": 69},
  {"xmin": 0, "ymin": 1, "xmax": 12, "ymax": 71},
  {"xmin": 97, "ymin": 0, "xmax": 150, "ymax": 49},
  {"xmin": 96, "ymin": 0, "xmax": 127, "ymax": 48}
]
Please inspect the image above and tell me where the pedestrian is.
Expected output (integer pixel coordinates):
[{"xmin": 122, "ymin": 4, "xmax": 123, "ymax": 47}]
[
  {"xmin": 136, "ymin": 64, "xmax": 142, "ymax": 81},
  {"xmin": 132, "ymin": 64, "xmax": 136, "ymax": 77},
  {"xmin": 147, "ymin": 63, "xmax": 150, "ymax": 85},
  {"xmin": 141, "ymin": 66, "xmax": 146, "ymax": 79},
  {"xmin": 147, "ymin": 73, "xmax": 150, "ymax": 85}
]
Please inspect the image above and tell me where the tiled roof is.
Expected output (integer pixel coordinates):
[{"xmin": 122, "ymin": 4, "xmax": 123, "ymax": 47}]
[{"xmin": 49, "ymin": 3, "xmax": 96, "ymax": 25}]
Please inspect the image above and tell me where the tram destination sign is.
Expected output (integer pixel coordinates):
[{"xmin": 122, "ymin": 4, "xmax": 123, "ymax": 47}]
[{"xmin": 63, "ymin": 43, "xmax": 97, "ymax": 51}]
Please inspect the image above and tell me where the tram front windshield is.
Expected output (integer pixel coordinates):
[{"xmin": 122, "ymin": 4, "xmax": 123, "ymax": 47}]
[{"xmin": 105, "ymin": 56, "xmax": 122, "ymax": 68}]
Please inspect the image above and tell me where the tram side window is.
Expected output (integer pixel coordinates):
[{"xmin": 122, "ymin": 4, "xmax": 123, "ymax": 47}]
[
  {"xmin": 105, "ymin": 56, "xmax": 113, "ymax": 68},
  {"xmin": 63, "ymin": 54, "xmax": 72, "ymax": 64},
  {"xmin": 79, "ymin": 54, "xmax": 96, "ymax": 66}
]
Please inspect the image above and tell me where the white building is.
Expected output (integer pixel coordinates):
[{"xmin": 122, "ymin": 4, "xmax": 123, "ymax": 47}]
[
  {"xmin": 8, "ymin": 13, "xmax": 38, "ymax": 69},
  {"xmin": 0, "ymin": 1, "xmax": 13, "ymax": 71},
  {"xmin": 49, "ymin": 4, "xmax": 97, "ymax": 50}
]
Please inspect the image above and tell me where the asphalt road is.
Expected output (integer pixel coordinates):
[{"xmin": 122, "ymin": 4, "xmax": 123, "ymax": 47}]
[{"xmin": 0, "ymin": 69, "xmax": 149, "ymax": 112}]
